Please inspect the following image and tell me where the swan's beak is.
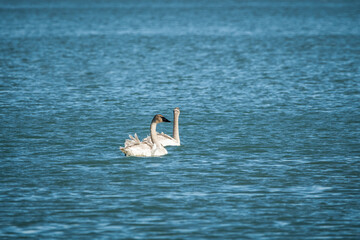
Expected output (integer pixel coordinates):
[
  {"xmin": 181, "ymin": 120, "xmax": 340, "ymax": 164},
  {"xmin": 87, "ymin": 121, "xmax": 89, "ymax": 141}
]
[{"xmin": 162, "ymin": 116, "xmax": 171, "ymax": 122}]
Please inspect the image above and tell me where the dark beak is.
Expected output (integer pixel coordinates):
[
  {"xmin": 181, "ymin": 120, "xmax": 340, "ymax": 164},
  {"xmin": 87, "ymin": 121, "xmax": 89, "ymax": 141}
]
[{"xmin": 162, "ymin": 116, "xmax": 171, "ymax": 122}]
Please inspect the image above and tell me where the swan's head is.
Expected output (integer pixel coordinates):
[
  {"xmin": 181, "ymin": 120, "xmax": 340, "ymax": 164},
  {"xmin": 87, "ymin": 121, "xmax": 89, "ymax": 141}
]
[
  {"xmin": 174, "ymin": 107, "xmax": 180, "ymax": 115},
  {"xmin": 153, "ymin": 114, "xmax": 171, "ymax": 123}
]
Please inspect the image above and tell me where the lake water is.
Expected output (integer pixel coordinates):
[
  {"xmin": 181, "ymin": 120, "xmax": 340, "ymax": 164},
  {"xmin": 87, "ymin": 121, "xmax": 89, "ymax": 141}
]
[{"xmin": 1, "ymin": 0, "xmax": 359, "ymax": 239}]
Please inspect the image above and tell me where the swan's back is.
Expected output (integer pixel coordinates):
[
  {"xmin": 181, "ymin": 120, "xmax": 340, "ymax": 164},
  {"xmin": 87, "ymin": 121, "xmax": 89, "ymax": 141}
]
[
  {"xmin": 143, "ymin": 132, "xmax": 180, "ymax": 147},
  {"xmin": 123, "ymin": 133, "xmax": 140, "ymax": 147},
  {"xmin": 158, "ymin": 132, "xmax": 180, "ymax": 146},
  {"xmin": 120, "ymin": 140, "xmax": 167, "ymax": 157},
  {"xmin": 120, "ymin": 142, "xmax": 152, "ymax": 157},
  {"xmin": 120, "ymin": 133, "xmax": 152, "ymax": 157}
]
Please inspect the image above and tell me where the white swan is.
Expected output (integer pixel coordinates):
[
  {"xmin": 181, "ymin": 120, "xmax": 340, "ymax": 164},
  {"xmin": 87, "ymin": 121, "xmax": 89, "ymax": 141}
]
[
  {"xmin": 120, "ymin": 114, "xmax": 171, "ymax": 157},
  {"xmin": 143, "ymin": 107, "xmax": 181, "ymax": 146}
]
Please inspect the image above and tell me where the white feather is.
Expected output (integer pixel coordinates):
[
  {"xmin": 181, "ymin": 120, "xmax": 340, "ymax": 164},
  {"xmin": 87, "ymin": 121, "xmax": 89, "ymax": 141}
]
[
  {"xmin": 120, "ymin": 114, "xmax": 170, "ymax": 157},
  {"xmin": 143, "ymin": 107, "xmax": 180, "ymax": 146}
]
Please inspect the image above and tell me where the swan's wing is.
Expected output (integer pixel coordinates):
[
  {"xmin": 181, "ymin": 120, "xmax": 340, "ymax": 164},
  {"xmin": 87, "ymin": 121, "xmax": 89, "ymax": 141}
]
[
  {"xmin": 142, "ymin": 136, "xmax": 153, "ymax": 146},
  {"xmin": 151, "ymin": 143, "xmax": 168, "ymax": 157},
  {"xmin": 134, "ymin": 133, "xmax": 140, "ymax": 143},
  {"xmin": 120, "ymin": 142, "xmax": 153, "ymax": 157},
  {"xmin": 143, "ymin": 132, "xmax": 174, "ymax": 142},
  {"xmin": 124, "ymin": 133, "xmax": 141, "ymax": 147},
  {"xmin": 120, "ymin": 133, "xmax": 155, "ymax": 157},
  {"xmin": 159, "ymin": 132, "xmax": 176, "ymax": 141},
  {"xmin": 142, "ymin": 135, "xmax": 151, "ymax": 143},
  {"xmin": 142, "ymin": 132, "xmax": 179, "ymax": 147},
  {"xmin": 158, "ymin": 132, "xmax": 179, "ymax": 146}
]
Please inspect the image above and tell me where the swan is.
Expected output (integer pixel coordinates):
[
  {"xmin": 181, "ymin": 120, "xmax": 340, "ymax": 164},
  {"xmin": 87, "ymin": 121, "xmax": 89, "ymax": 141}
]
[
  {"xmin": 143, "ymin": 107, "xmax": 181, "ymax": 146},
  {"xmin": 120, "ymin": 114, "xmax": 171, "ymax": 157}
]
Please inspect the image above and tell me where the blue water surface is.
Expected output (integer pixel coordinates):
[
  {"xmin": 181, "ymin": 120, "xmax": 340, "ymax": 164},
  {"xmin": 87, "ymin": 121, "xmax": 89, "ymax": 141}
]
[{"xmin": 1, "ymin": 0, "xmax": 360, "ymax": 239}]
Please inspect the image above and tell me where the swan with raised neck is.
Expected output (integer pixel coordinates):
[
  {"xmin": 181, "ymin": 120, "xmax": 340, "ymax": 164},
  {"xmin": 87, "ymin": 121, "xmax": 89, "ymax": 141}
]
[
  {"xmin": 143, "ymin": 107, "xmax": 181, "ymax": 146},
  {"xmin": 120, "ymin": 114, "xmax": 171, "ymax": 157}
]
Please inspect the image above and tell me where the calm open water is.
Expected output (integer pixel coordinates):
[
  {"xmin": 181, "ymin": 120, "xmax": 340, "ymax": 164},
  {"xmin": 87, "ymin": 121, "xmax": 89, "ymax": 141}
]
[{"xmin": 1, "ymin": 0, "xmax": 360, "ymax": 239}]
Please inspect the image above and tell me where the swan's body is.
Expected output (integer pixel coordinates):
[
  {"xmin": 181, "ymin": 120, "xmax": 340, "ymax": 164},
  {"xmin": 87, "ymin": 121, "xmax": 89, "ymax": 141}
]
[
  {"xmin": 120, "ymin": 114, "xmax": 171, "ymax": 157},
  {"xmin": 143, "ymin": 107, "xmax": 180, "ymax": 146}
]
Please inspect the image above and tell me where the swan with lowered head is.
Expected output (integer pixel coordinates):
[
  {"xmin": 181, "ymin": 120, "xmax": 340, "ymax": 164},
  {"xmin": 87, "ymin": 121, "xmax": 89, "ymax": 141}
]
[
  {"xmin": 143, "ymin": 107, "xmax": 181, "ymax": 146},
  {"xmin": 120, "ymin": 114, "xmax": 171, "ymax": 157}
]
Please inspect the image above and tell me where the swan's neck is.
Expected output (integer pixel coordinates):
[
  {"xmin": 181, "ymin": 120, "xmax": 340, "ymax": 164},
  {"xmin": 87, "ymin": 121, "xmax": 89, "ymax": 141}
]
[
  {"xmin": 173, "ymin": 113, "xmax": 180, "ymax": 144},
  {"xmin": 150, "ymin": 122, "xmax": 161, "ymax": 147}
]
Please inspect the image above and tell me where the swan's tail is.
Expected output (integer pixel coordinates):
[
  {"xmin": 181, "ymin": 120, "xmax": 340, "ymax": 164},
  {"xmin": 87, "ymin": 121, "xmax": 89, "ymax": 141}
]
[{"xmin": 119, "ymin": 147, "xmax": 126, "ymax": 155}]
